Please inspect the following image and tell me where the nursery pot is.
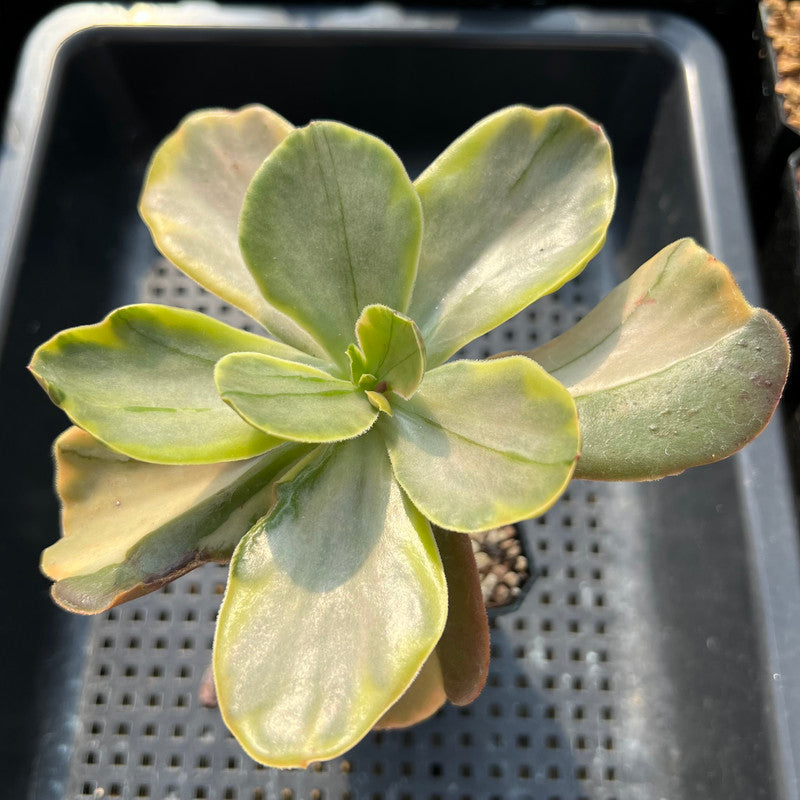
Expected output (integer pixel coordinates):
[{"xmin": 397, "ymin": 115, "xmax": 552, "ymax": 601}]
[{"xmin": 2, "ymin": 5, "xmax": 799, "ymax": 800}]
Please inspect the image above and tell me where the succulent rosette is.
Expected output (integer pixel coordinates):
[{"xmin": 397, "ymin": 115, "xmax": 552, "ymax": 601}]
[{"xmin": 29, "ymin": 105, "xmax": 788, "ymax": 767}]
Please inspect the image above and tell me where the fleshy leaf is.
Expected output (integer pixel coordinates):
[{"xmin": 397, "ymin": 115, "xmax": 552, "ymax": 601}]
[
  {"xmin": 239, "ymin": 121, "xmax": 422, "ymax": 368},
  {"xmin": 139, "ymin": 105, "xmax": 321, "ymax": 354},
  {"xmin": 215, "ymin": 353, "xmax": 377, "ymax": 442},
  {"xmin": 374, "ymin": 651, "xmax": 446, "ymax": 730},
  {"xmin": 529, "ymin": 239, "xmax": 790, "ymax": 480},
  {"xmin": 409, "ymin": 105, "xmax": 616, "ymax": 367},
  {"xmin": 27, "ymin": 304, "xmax": 318, "ymax": 463},
  {"xmin": 432, "ymin": 527, "xmax": 490, "ymax": 705},
  {"xmin": 354, "ymin": 304, "xmax": 426, "ymax": 399},
  {"xmin": 214, "ymin": 432, "xmax": 447, "ymax": 767},
  {"xmin": 380, "ymin": 357, "xmax": 579, "ymax": 532},
  {"xmin": 42, "ymin": 427, "xmax": 310, "ymax": 613}
]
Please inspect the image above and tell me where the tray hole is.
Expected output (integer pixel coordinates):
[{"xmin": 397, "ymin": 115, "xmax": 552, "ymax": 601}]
[
  {"xmin": 97, "ymin": 664, "xmax": 110, "ymax": 677},
  {"xmin": 572, "ymin": 677, "xmax": 584, "ymax": 690},
  {"xmin": 400, "ymin": 761, "xmax": 413, "ymax": 775},
  {"xmin": 123, "ymin": 665, "xmax": 137, "ymax": 677},
  {"xmin": 82, "ymin": 751, "xmax": 97, "ymax": 765},
  {"xmin": 543, "ymin": 675, "xmax": 556, "ymax": 690},
  {"xmin": 142, "ymin": 723, "xmax": 157, "ymax": 737},
  {"xmin": 140, "ymin": 753, "xmax": 153, "ymax": 767},
  {"xmin": 595, "ymin": 594, "xmax": 606, "ymax": 607},
  {"xmin": 565, "ymin": 566, "xmax": 577, "ymax": 579},
  {"xmin": 309, "ymin": 791, "xmax": 322, "ymax": 800},
  {"xmin": 126, "ymin": 636, "xmax": 141, "ymax": 649},
  {"xmin": 459, "ymin": 763, "xmax": 472, "ymax": 777},
  {"xmin": 571, "ymin": 649, "xmax": 582, "ymax": 662},
  {"xmin": 109, "ymin": 784, "xmax": 121, "ymax": 797},
  {"xmin": 596, "ymin": 621, "xmax": 607, "ymax": 635},
  {"xmin": 544, "ymin": 705, "xmax": 557, "ymax": 719},
  {"xmin": 544, "ymin": 646, "xmax": 554, "ymax": 660},
  {"xmin": 112, "ymin": 752, "xmax": 127, "ymax": 766},
  {"xmin": 146, "ymin": 693, "xmax": 162, "ymax": 708},
  {"xmin": 489, "ymin": 764, "xmax": 502, "ymax": 777},
  {"xmin": 547, "ymin": 765, "xmax": 560, "ymax": 780},
  {"xmin": 153, "ymin": 637, "xmax": 167, "ymax": 649},
  {"xmin": 136, "ymin": 785, "xmax": 149, "ymax": 798},
  {"xmin": 90, "ymin": 722, "xmax": 102, "ymax": 735},
  {"xmin": 93, "ymin": 692, "xmax": 106, "ymax": 706},
  {"xmin": 537, "ymin": 539, "xmax": 548, "ymax": 551},
  {"xmin": 459, "ymin": 732, "xmax": 472, "ymax": 746},
  {"xmin": 115, "ymin": 722, "xmax": 129, "ymax": 736},
  {"xmin": 568, "ymin": 620, "xmax": 580, "ymax": 634},
  {"xmin": 573, "ymin": 706, "xmax": 585, "ymax": 720},
  {"xmin": 101, "ymin": 637, "xmax": 114, "ymax": 649},
  {"xmin": 590, "ymin": 542, "xmax": 601, "ymax": 555},
  {"xmin": 252, "ymin": 791, "xmax": 265, "ymax": 800},
  {"xmin": 184, "ymin": 609, "xmax": 198, "ymax": 622},
  {"xmin": 518, "ymin": 765, "xmax": 531, "ymax": 779},
  {"xmin": 516, "ymin": 704, "xmax": 530, "ymax": 718},
  {"xmin": 575, "ymin": 766, "xmax": 589, "ymax": 780},
  {"xmin": 194, "ymin": 788, "xmax": 208, "ymax": 799},
  {"xmin": 539, "ymin": 592, "xmax": 551, "ymax": 605},
  {"xmin": 545, "ymin": 735, "xmax": 560, "ymax": 749},
  {"xmin": 592, "ymin": 568, "xmax": 603, "ymax": 580},
  {"xmin": 224, "ymin": 790, "xmax": 236, "ymax": 800},
  {"xmin": 564, "ymin": 540, "xmax": 575, "ymax": 553},
  {"xmin": 540, "ymin": 619, "xmax": 553, "ymax": 632},
  {"xmin": 488, "ymin": 674, "xmax": 501, "ymax": 688},
  {"xmin": 171, "ymin": 723, "xmax": 184, "ymax": 738},
  {"xmin": 169, "ymin": 754, "xmax": 182, "ymax": 768},
  {"xmin": 600, "ymin": 677, "xmax": 612, "ymax": 691},
  {"xmin": 177, "ymin": 664, "xmax": 192, "ymax": 678},
  {"xmin": 196, "ymin": 755, "xmax": 210, "ymax": 768},
  {"xmin": 514, "ymin": 674, "xmax": 529, "ymax": 688},
  {"xmin": 372, "ymin": 762, "xmax": 383, "ymax": 775},
  {"xmin": 539, "ymin": 564, "xmax": 550, "ymax": 578},
  {"xmin": 601, "ymin": 706, "xmax": 614, "ymax": 720},
  {"xmin": 156, "ymin": 610, "xmax": 171, "ymax": 622},
  {"xmin": 606, "ymin": 767, "xmax": 617, "ymax": 781},
  {"xmin": 575, "ymin": 735, "xmax": 587, "ymax": 750},
  {"xmin": 604, "ymin": 736, "xmax": 614, "ymax": 750},
  {"xmin": 81, "ymin": 783, "xmax": 95, "ymax": 796},
  {"xmin": 514, "ymin": 645, "xmax": 526, "ymax": 658},
  {"xmin": 430, "ymin": 762, "xmax": 443, "ymax": 776},
  {"xmin": 599, "ymin": 650, "xmax": 609, "ymax": 662},
  {"xmin": 514, "ymin": 618, "xmax": 527, "ymax": 631},
  {"xmin": 180, "ymin": 637, "xmax": 195, "ymax": 650}
]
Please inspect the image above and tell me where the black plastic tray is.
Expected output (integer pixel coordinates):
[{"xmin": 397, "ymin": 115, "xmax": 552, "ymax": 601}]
[{"xmin": 2, "ymin": 5, "xmax": 800, "ymax": 800}]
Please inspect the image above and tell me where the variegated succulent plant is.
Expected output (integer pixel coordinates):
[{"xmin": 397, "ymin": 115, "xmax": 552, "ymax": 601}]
[{"xmin": 29, "ymin": 105, "xmax": 789, "ymax": 767}]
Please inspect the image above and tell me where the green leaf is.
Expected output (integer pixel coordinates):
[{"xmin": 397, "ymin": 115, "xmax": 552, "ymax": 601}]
[
  {"xmin": 380, "ymin": 357, "xmax": 579, "ymax": 532},
  {"xmin": 530, "ymin": 239, "xmax": 790, "ymax": 480},
  {"xmin": 409, "ymin": 105, "xmax": 616, "ymax": 367},
  {"xmin": 374, "ymin": 651, "xmax": 446, "ymax": 730},
  {"xmin": 214, "ymin": 431, "xmax": 447, "ymax": 767},
  {"xmin": 28, "ymin": 304, "xmax": 319, "ymax": 463},
  {"xmin": 139, "ymin": 105, "xmax": 322, "ymax": 355},
  {"xmin": 239, "ymin": 121, "xmax": 422, "ymax": 368},
  {"xmin": 354, "ymin": 305, "xmax": 426, "ymax": 399},
  {"xmin": 432, "ymin": 527, "xmax": 490, "ymax": 705},
  {"xmin": 42, "ymin": 427, "xmax": 311, "ymax": 613},
  {"xmin": 215, "ymin": 353, "xmax": 377, "ymax": 442}
]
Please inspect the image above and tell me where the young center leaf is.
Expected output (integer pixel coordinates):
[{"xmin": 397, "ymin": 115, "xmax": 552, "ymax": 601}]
[
  {"xmin": 353, "ymin": 304, "xmax": 426, "ymax": 399},
  {"xmin": 409, "ymin": 105, "xmax": 616, "ymax": 367},
  {"xmin": 215, "ymin": 353, "xmax": 378, "ymax": 442},
  {"xmin": 380, "ymin": 356, "xmax": 580, "ymax": 532},
  {"xmin": 239, "ymin": 121, "xmax": 422, "ymax": 369},
  {"xmin": 28, "ymin": 305, "xmax": 326, "ymax": 463},
  {"xmin": 42, "ymin": 427, "xmax": 311, "ymax": 613},
  {"xmin": 214, "ymin": 431, "xmax": 447, "ymax": 767},
  {"xmin": 530, "ymin": 239, "xmax": 790, "ymax": 480}
]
